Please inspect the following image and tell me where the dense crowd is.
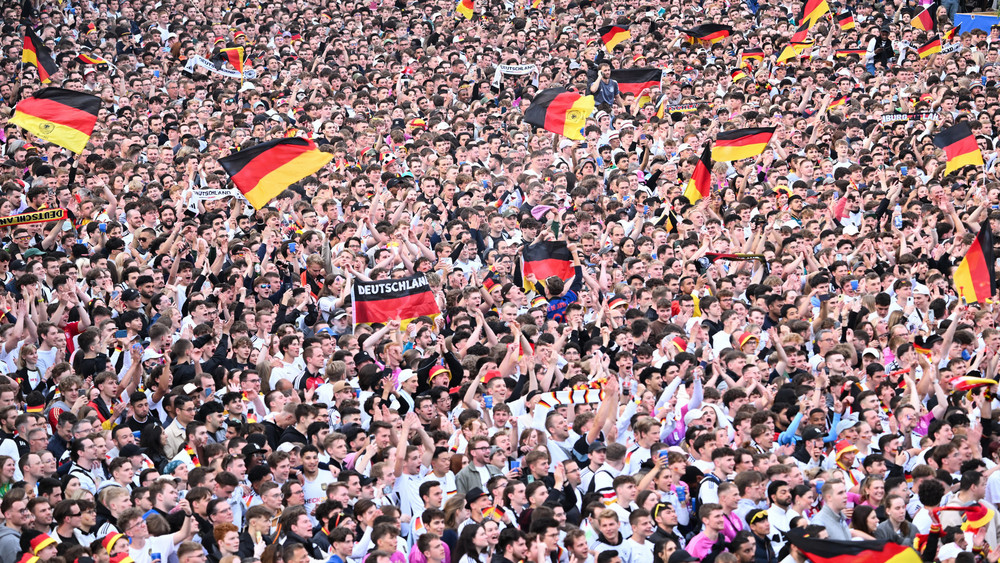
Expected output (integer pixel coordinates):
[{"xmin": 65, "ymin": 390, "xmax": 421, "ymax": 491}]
[{"xmin": 1, "ymin": 0, "xmax": 1000, "ymax": 562}]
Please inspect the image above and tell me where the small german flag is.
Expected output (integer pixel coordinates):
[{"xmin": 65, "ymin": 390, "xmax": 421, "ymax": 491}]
[
  {"xmin": 912, "ymin": 7, "xmax": 934, "ymax": 31},
  {"xmin": 712, "ymin": 127, "xmax": 775, "ymax": 161},
  {"xmin": 945, "ymin": 24, "xmax": 961, "ymax": 40},
  {"xmin": 788, "ymin": 535, "xmax": 921, "ymax": 563},
  {"xmin": 731, "ymin": 68, "xmax": 748, "ymax": 82},
  {"xmin": 531, "ymin": 0, "xmax": 541, "ymax": 8},
  {"xmin": 219, "ymin": 46, "xmax": 245, "ymax": 74},
  {"xmin": 829, "ymin": 95, "xmax": 849, "ymax": 108},
  {"xmin": 9, "ymin": 88, "xmax": 100, "ymax": 154},
  {"xmin": 679, "ymin": 24, "xmax": 732, "ymax": 44},
  {"xmin": 219, "ymin": 138, "xmax": 333, "ymax": 210},
  {"xmin": 801, "ymin": 0, "xmax": 830, "ymax": 29},
  {"xmin": 456, "ymin": 0, "xmax": 474, "ymax": 19},
  {"xmin": 791, "ymin": 20, "xmax": 810, "ymax": 43},
  {"xmin": 597, "ymin": 25, "xmax": 630, "ymax": 51},
  {"xmin": 949, "ymin": 376, "xmax": 997, "ymax": 392},
  {"xmin": 22, "ymin": 26, "xmax": 57, "ymax": 84},
  {"xmin": 523, "ymin": 87, "xmax": 594, "ymax": 141},
  {"xmin": 835, "ymin": 48, "xmax": 867, "ymax": 58},
  {"xmin": 934, "ymin": 122, "xmax": 983, "ymax": 175},
  {"xmin": 917, "ymin": 37, "xmax": 941, "ymax": 58},
  {"xmin": 610, "ymin": 68, "xmax": 661, "ymax": 96},
  {"xmin": 656, "ymin": 208, "xmax": 680, "ymax": 233},
  {"xmin": 837, "ymin": 12, "xmax": 855, "ymax": 30},
  {"xmin": 740, "ymin": 48, "xmax": 764, "ymax": 66},
  {"xmin": 77, "ymin": 53, "xmax": 107, "ymax": 65},
  {"xmin": 953, "ymin": 220, "xmax": 996, "ymax": 304},
  {"xmin": 684, "ymin": 145, "xmax": 712, "ymax": 204}
]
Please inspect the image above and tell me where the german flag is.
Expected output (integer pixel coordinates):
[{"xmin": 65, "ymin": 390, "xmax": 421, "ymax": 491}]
[
  {"xmin": 776, "ymin": 43, "xmax": 811, "ymax": 65},
  {"xmin": 352, "ymin": 274, "xmax": 441, "ymax": 329},
  {"xmin": 829, "ymin": 95, "xmax": 849, "ymax": 108},
  {"xmin": 945, "ymin": 24, "xmax": 961, "ymax": 40},
  {"xmin": 522, "ymin": 241, "xmax": 575, "ymax": 284},
  {"xmin": 953, "ymin": 220, "xmax": 996, "ymax": 304},
  {"xmin": 837, "ymin": 12, "xmax": 855, "ymax": 30},
  {"xmin": 801, "ymin": 0, "xmax": 830, "ymax": 29},
  {"xmin": 77, "ymin": 53, "xmax": 107, "ymax": 65},
  {"xmin": 679, "ymin": 24, "xmax": 732, "ymax": 44},
  {"xmin": 948, "ymin": 376, "xmax": 997, "ymax": 392},
  {"xmin": 934, "ymin": 122, "xmax": 984, "ymax": 175},
  {"xmin": 219, "ymin": 138, "xmax": 333, "ymax": 210},
  {"xmin": 456, "ymin": 0, "xmax": 474, "ymax": 19},
  {"xmin": 712, "ymin": 127, "xmax": 775, "ymax": 161},
  {"xmin": 219, "ymin": 46, "xmax": 245, "ymax": 74},
  {"xmin": 788, "ymin": 535, "xmax": 921, "ymax": 563},
  {"xmin": 835, "ymin": 48, "xmax": 867, "ymax": 58},
  {"xmin": 684, "ymin": 145, "xmax": 712, "ymax": 204},
  {"xmin": 656, "ymin": 208, "xmax": 680, "ymax": 233},
  {"xmin": 911, "ymin": 8, "xmax": 934, "ymax": 31},
  {"xmin": 610, "ymin": 68, "xmax": 661, "ymax": 96},
  {"xmin": 731, "ymin": 68, "xmax": 748, "ymax": 82},
  {"xmin": 917, "ymin": 37, "xmax": 941, "ymax": 58},
  {"xmin": 740, "ymin": 48, "xmax": 764, "ymax": 66},
  {"xmin": 791, "ymin": 20, "xmax": 810, "ymax": 43},
  {"xmin": 9, "ymin": 88, "xmax": 100, "ymax": 154},
  {"xmin": 22, "ymin": 26, "xmax": 57, "ymax": 84},
  {"xmin": 524, "ymin": 87, "xmax": 594, "ymax": 141},
  {"xmin": 597, "ymin": 25, "xmax": 630, "ymax": 51}
]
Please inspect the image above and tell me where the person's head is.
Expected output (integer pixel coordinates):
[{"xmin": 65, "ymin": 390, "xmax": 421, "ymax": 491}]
[
  {"xmin": 699, "ymin": 503, "xmax": 725, "ymax": 532},
  {"xmin": 418, "ymin": 533, "xmax": 447, "ymax": 563},
  {"xmin": 821, "ymin": 480, "xmax": 847, "ymax": 512}
]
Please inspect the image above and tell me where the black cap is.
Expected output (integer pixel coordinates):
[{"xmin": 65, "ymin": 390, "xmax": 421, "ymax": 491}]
[
  {"xmin": 120, "ymin": 444, "xmax": 142, "ymax": 457},
  {"xmin": 589, "ymin": 441, "xmax": 607, "ymax": 453},
  {"xmin": 801, "ymin": 425, "xmax": 826, "ymax": 441},
  {"xmin": 354, "ymin": 351, "xmax": 374, "ymax": 366},
  {"xmin": 121, "ymin": 288, "xmax": 141, "ymax": 301},
  {"xmin": 668, "ymin": 550, "xmax": 698, "ymax": 563},
  {"xmin": 465, "ymin": 488, "xmax": 489, "ymax": 508},
  {"xmin": 242, "ymin": 443, "xmax": 266, "ymax": 458}
]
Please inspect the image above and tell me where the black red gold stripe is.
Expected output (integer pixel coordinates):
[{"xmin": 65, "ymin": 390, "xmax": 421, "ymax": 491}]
[
  {"xmin": 219, "ymin": 138, "xmax": 333, "ymax": 209},
  {"xmin": 9, "ymin": 88, "xmax": 100, "ymax": 154},
  {"xmin": 712, "ymin": 127, "xmax": 775, "ymax": 161},
  {"xmin": 680, "ymin": 24, "xmax": 732, "ymax": 43},
  {"xmin": 597, "ymin": 25, "xmax": 630, "ymax": 50},
  {"xmin": 22, "ymin": 26, "xmax": 56, "ymax": 83},
  {"xmin": 610, "ymin": 68, "xmax": 662, "ymax": 96},
  {"xmin": 933, "ymin": 122, "xmax": 983, "ymax": 175},
  {"xmin": 523, "ymin": 241, "xmax": 575, "ymax": 282},
  {"xmin": 684, "ymin": 145, "xmax": 712, "ymax": 203},
  {"xmin": 524, "ymin": 88, "xmax": 594, "ymax": 141}
]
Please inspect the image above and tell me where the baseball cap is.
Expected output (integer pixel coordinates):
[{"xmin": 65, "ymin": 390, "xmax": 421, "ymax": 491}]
[
  {"xmin": 801, "ymin": 425, "xmax": 826, "ymax": 441},
  {"xmin": 668, "ymin": 551, "xmax": 698, "ymax": 563},
  {"xmin": 332, "ymin": 381, "xmax": 353, "ymax": 393},
  {"xmin": 589, "ymin": 441, "xmax": 607, "ymax": 453}
]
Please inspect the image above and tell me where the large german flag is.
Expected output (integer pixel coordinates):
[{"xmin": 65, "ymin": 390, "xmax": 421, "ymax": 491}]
[
  {"xmin": 352, "ymin": 274, "xmax": 441, "ymax": 329},
  {"xmin": 679, "ymin": 24, "xmax": 732, "ymax": 44},
  {"xmin": 597, "ymin": 25, "xmax": 630, "ymax": 51},
  {"xmin": 712, "ymin": 128, "xmax": 775, "ymax": 161},
  {"xmin": 934, "ymin": 122, "xmax": 983, "ymax": 175},
  {"xmin": 22, "ymin": 26, "xmax": 57, "ymax": 84},
  {"xmin": 610, "ymin": 68, "xmax": 661, "ymax": 96},
  {"xmin": 788, "ymin": 536, "xmax": 921, "ymax": 563},
  {"xmin": 837, "ymin": 12, "xmax": 855, "ymax": 30},
  {"xmin": 524, "ymin": 88, "xmax": 594, "ymax": 141},
  {"xmin": 801, "ymin": 0, "xmax": 830, "ymax": 29},
  {"xmin": 9, "ymin": 88, "xmax": 100, "ymax": 154},
  {"xmin": 791, "ymin": 20, "xmax": 810, "ymax": 43},
  {"xmin": 684, "ymin": 145, "xmax": 712, "ymax": 204},
  {"xmin": 456, "ymin": 0, "xmax": 474, "ymax": 19},
  {"xmin": 522, "ymin": 241, "xmax": 575, "ymax": 285},
  {"xmin": 911, "ymin": 8, "xmax": 934, "ymax": 30},
  {"xmin": 219, "ymin": 138, "xmax": 333, "ymax": 209},
  {"xmin": 917, "ymin": 37, "xmax": 941, "ymax": 58},
  {"xmin": 954, "ymin": 221, "xmax": 996, "ymax": 304},
  {"xmin": 218, "ymin": 46, "xmax": 245, "ymax": 74}
]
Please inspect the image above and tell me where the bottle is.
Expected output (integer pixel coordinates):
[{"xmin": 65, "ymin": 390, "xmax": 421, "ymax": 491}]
[{"xmin": 893, "ymin": 204, "xmax": 902, "ymax": 229}]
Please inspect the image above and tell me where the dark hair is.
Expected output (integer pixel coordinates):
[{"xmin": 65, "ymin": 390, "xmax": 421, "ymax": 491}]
[{"xmin": 452, "ymin": 523, "xmax": 485, "ymax": 563}]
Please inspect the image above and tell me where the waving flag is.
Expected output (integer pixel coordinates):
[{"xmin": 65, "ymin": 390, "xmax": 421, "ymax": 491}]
[
  {"xmin": 352, "ymin": 275, "xmax": 441, "ymax": 329},
  {"xmin": 679, "ymin": 24, "xmax": 732, "ymax": 43},
  {"xmin": 829, "ymin": 95, "xmax": 849, "ymax": 108},
  {"xmin": 791, "ymin": 20, "xmax": 810, "ymax": 43},
  {"xmin": 684, "ymin": 145, "xmax": 712, "ymax": 204},
  {"xmin": 801, "ymin": 0, "xmax": 830, "ymax": 29},
  {"xmin": 22, "ymin": 26, "xmax": 57, "ymax": 84},
  {"xmin": 218, "ymin": 46, "xmax": 245, "ymax": 74},
  {"xmin": 912, "ymin": 8, "xmax": 934, "ymax": 31},
  {"xmin": 219, "ymin": 138, "xmax": 333, "ymax": 209},
  {"xmin": 77, "ymin": 53, "xmax": 108, "ymax": 65},
  {"xmin": 836, "ymin": 48, "xmax": 867, "ymax": 58},
  {"xmin": 787, "ymin": 535, "xmax": 920, "ymax": 563},
  {"xmin": 949, "ymin": 376, "xmax": 997, "ymax": 392},
  {"xmin": 712, "ymin": 128, "xmax": 775, "ymax": 161},
  {"xmin": 456, "ymin": 0, "xmax": 474, "ymax": 19},
  {"xmin": 837, "ymin": 12, "xmax": 855, "ymax": 30},
  {"xmin": 917, "ymin": 37, "xmax": 942, "ymax": 57},
  {"xmin": 522, "ymin": 241, "xmax": 575, "ymax": 285},
  {"xmin": 952, "ymin": 220, "xmax": 996, "ymax": 304},
  {"xmin": 731, "ymin": 68, "xmax": 748, "ymax": 82},
  {"xmin": 610, "ymin": 68, "xmax": 662, "ymax": 96},
  {"xmin": 945, "ymin": 24, "xmax": 961, "ymax": 40},
  {"xmin": 740, "ymin": 48, "xmax": 764, "ymax": 66},
  {"xmin": 597, "ymin": 25, "xmax": 630, "ymax": 51},
  {"xmin": 9, "ymin": 88, "xmax": 100, "ymax": 154},
  {"xmin": 524, "ymin": 88, "xmax": 594, "ymax": 141},
  {"xmin": 934, "ymin": 122, "xmax": 983, "ymax": 175}
]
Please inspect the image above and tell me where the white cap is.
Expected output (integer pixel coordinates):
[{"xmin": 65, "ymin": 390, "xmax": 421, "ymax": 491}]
[
  {"xmin": 683, "ymin": 408, "xmax": 705, "ymax": 425},
  {"xmin": 398, "ymin": 369, "xmax": 417, "ymax": 384},
  {"xmin": 862, "ymin": 347, "xmax": 881, "ymax": 358}
]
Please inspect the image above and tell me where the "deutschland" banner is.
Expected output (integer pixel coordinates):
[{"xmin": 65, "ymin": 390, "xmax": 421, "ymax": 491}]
[
  {"xmin": 0, "ymin": 208, "xmax": 67, "ymax": 227},
  {"xmin": 352, "ymin": 274, "xmax": 441, "ymax": 328}
]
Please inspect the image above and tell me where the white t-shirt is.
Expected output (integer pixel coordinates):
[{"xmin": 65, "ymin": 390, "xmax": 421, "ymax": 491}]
[
  {"xmin": 303, "ymin": 471, "xmax": 335, "ymax": 525},
  {"xmin": 394, "ymin": 472, "xmax": 426, "ymax": 518},
  {"xmin": 129, "ymin": 534, "xmax": 178, "ymax": 563}
]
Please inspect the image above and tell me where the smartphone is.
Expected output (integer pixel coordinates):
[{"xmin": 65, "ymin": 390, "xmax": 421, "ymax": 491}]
[
  {"xmin": 114, "ymin": 330, "xmax": 127, "ymax": 338},
  {"xmin": 818, "ymin": 293, "xmax": 834, "ymax": 302}
]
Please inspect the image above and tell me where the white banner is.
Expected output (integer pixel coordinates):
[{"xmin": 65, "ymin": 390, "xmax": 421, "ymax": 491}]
[
  {"xmin": 492, "ymin": 63, "xmax": 539, "ymax": 88},
  {"xmin": 193, "ymin": 188, "xmax": 238, "ymax": 200},
  {"xmin": 184, "ymin": 55, "xmax": 255, "ymax": 80}
]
